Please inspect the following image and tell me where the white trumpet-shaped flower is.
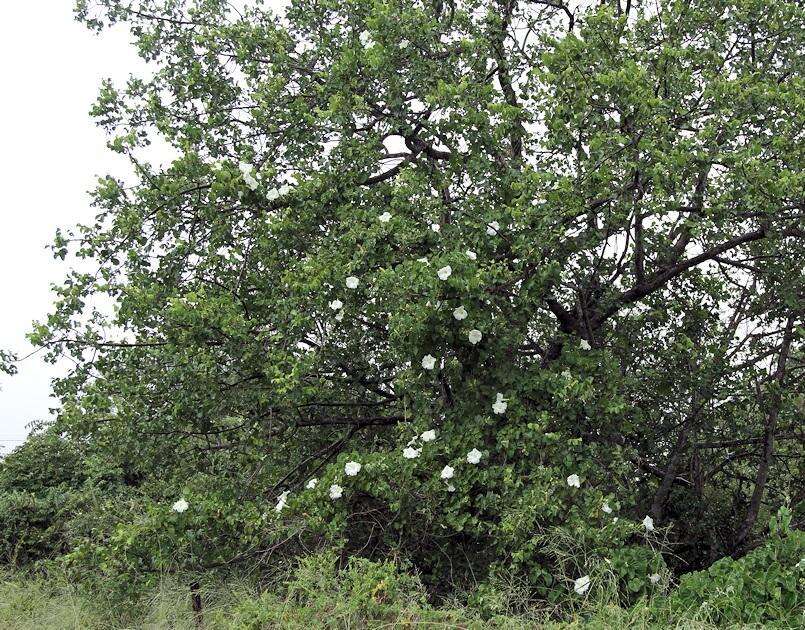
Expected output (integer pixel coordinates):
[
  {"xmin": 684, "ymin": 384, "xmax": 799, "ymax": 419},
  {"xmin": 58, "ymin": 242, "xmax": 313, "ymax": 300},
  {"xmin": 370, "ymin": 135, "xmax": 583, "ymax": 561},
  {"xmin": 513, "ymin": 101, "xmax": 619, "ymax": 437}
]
[
  {"xmin": 359, "ymin": 30, "xmax": 374, "ymax": 47},
  {"xmin": 574, "ymin": 575, "xmax": 591, "ymax": 595},
  {"xmin": 453, "ymin": 306, "xmax": 468, "ymax": 320},
  {"xmin": 567, "ymin": 474, "xmax": 581, "ymax": 488},
  {"xmin": 437, "ymin": 265, "xmax": 452, "ymax": 280},
  {"xmin": 421, "ymin": 354, "xmax": 437, "ymax": 370},
  {"xmin": 306, "ymin": 478, "xmax": 318, "ymax": 490},
  {"xmin": 466, "ymin": 448, "xmax": 483, "ymax": 464},
  {"xmin": 378, "ymin": 211, "xmax": 392, "ymax": 223},
  {"xmin": 579, "ymin": 339, "xmax": 592, "ymax": 351},
  {"xmin": 239, "ymin": 163, "xmax": 259, "ymax": 191},
  {"xmin": 468, "ymin": 329, "xmax": 483, "ymax": 345},
  {"xmin": 329, "ymin": 299, "xmax": 343, "ymax": 311},
  {"xmin": 431, "ymin": 223, "xmax": 441, "ymax": 233},
  {"xmin": 440, "ymin": 465, "xmax": 455, "ymax": 479},
  {"xmin": 344, "ymin": 461, "xmax": 362, "ymax": 476},
  {"xmin": 643, "ymin": 515, "xmax": 655, "ymax": 532},
  {"xmin": 403, "ymin": 446, "xmax": 421, "ymax": 459},
  {"xmin": 420, "ymin": 429, "xmax": 436, "ymax": 442},
  {"xmin": 172, "ymin": 498, "xmax": 189, "ymax": 513},
  {"xmin": 345, "ymin": 276, "xmax": 359, "ymax": 289},
  {"xmin": 486, "ymin": 221, "xmax": 500, "ymax": 235},
  {"xmin": 466, "ymin": 250, "xmax": 477, "ymax": 260},
  {"xmin": 275, "ymin": 490, "xmax": 290, "ymax": 512},
  {"xmin": 329, "ymin": 484, "xmax": 343, "ymax": 500},
  {"xmin": 492, "ymin": 393, "xmax": 507, "ymax": 415},
  {"xmin": 602, "ymin": 502, "xmax": 613, "ymax": 514}
]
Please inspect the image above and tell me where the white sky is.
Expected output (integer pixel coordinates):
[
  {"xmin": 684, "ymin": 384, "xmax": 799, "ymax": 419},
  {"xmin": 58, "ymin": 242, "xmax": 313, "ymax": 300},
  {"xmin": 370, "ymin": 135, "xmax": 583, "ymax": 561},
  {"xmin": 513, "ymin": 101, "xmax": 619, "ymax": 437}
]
[
  {"xmin": 0, "ymin": 3, "xmax": 146, "ymax": 453},
  {"xmin": 0, "ymin": 2, "xmax": 288, "ymax": 454}
]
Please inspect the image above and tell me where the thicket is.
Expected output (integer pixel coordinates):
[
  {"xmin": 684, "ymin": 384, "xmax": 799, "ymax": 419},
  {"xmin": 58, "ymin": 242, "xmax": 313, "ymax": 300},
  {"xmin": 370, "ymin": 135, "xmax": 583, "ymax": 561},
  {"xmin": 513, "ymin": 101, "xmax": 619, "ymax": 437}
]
[{"xmin": 1, "ymin": 0, "xmax": 803, "ymax": 626}]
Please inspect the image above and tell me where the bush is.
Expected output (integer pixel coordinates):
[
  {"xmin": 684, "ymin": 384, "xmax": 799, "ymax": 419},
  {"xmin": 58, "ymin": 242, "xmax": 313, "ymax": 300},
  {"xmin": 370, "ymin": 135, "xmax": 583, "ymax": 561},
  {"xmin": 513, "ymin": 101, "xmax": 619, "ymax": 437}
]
[
  {"xmin": 0, "ymin": 430, "xmax": 85, "ymax": 495},
  {"xmin": 0, "ymin": 489, "xmax": 75, "ymax": 566},
  {"xmin": 0, "ymin": 428, "xmax": 135, "ymax": 569},
  {"xmin": 225, "ymin": 551, "xmax": 479, "ymax": 629},
  {"xmin": 668, "ymin": 508, "xmax": 804, "ymax": 627}
]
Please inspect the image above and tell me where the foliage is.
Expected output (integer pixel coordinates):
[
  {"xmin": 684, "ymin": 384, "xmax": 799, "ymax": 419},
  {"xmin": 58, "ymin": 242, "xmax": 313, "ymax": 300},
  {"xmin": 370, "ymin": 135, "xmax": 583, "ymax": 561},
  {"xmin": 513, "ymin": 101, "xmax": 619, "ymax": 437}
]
[
  {"xmin": 0, "ymin": 430, "xmax": 89, "ymax": 566},
  {"xmin": 3, "ymin": 0, "xmax": 803, "ymax": 616},
  {"xmin": 668, "ymin": 508, "xmax": 805, "ymax": 627},
  {"xmin": 0, "ymin": 561, "xmax": 732, "ymax": 630},
  {"xmin": 0, "ymin": 429, "xmax": 86, "ymax": 494}
]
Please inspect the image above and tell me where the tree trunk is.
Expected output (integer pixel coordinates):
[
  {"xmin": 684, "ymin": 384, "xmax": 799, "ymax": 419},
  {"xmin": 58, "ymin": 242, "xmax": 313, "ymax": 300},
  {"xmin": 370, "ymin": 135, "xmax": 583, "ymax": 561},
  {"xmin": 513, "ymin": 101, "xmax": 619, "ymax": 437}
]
[
  {"xmin": 190, "ymin": 581, "xmax": 204, "ymax": 629},
  {"xmin": 733, "ymin": 316, "xmax": 795, "ymax": 551}
]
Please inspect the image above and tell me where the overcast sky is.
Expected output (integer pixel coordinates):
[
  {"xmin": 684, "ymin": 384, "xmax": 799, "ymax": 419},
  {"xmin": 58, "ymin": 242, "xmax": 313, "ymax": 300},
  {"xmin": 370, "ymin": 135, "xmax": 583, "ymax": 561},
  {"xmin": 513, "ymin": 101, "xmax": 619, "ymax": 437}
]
[
  {"xmin": 0, "ymin": 4, "xmax": 146, "ymax": 452},
  {"xmin": 0, "ymin": 2, "xmax": 292, "ymax": 454}
]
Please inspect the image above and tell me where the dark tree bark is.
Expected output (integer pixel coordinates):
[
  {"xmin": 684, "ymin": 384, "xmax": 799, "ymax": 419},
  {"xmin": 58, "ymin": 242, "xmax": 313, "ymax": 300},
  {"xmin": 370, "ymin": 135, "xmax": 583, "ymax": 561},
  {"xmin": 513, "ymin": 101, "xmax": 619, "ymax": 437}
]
[{"xmin": 733, "ymin": 315, "xmax": 796, "ymax": 551}]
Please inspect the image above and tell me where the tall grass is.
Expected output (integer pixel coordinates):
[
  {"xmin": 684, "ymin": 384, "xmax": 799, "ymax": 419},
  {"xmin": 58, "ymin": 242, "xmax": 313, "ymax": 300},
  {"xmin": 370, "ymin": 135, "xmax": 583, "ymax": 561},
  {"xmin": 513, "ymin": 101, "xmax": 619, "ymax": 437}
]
[{"xmin": 0, "ymin": 566, "xmax": 726, "ymax": 630}]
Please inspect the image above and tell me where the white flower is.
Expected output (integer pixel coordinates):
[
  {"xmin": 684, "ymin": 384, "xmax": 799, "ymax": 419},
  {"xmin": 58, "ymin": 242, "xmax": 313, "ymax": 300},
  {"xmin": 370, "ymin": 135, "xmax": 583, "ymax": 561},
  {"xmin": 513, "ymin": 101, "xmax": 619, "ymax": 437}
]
[
  {"xmin": 437, "ymin": 265, "xmax": 452, "ymax": 280},
  {"xmin": 453, "ymin": 306, "xmax": 468, "ymax": 320},
  {"xmin": 244, "ymin": 173, "xmax": 259, "ymax": 191},
  {"xmin": 421, "ymin": 354, "xmax": 437, "ymax": 370},
  {"xmin": 329, "ymin": 484, "xmax": 343, "ymax": 500},
  {"xmin": 643, "ymin": 515, "xmax": 655, "ymax": 532},
  {"xmin": 278, "ymin": 183, "xmax": 293, "ymax": 196},
  {"xmin": 486, "ymin": 221, "xmax": 500, "ymax": 236},
  {"xmin": 468, "ymin": 329, "xmax": 483, "ymax": 345},
  {"xmin": 649, "ymin": 573, "xmax": 661, "ymax": 585},
  {"xmin": 335, "ymin": 311, "xmax": 344, "ymax": 321},
  {"xmin": 466, "ymin": 448, "xmax": 483, "ymax": 464},
  {"xmin": 579, "ymin": 339, "xmax": 592, "ymax": 351},
  {"xmin": 344, "ymin": 461, "xmax": 362, "ymax": 476},
  {"xmin": 345, "ymin": 276, "xmax": 360, "ymax": 289},
  {"xmin": 359, "ymin": 30, "xmax": 374, "ymax": 47},
  {"xmin": 172, "ymin": 498, "xmax": 189, "ymax": 513},
  {"xmin": 602, "ymin": 502, "xmax": 613, "ymax": 514},
  {"xmin": 573, "ymin": 575, "xmax": 591, "ymax": 595},
  {"xmin": 378, "ymin": 211, "xmax": 392, "ymax": 223},
  {"xmin": 440, "ymin": 465, "xmax": 455, "ymax": 479},
  {"xmin": 306, "ymin": 478, "xmax": 318, "ymax": 490},
  {"xmin": 466, "ymin": 250, "xmax": 477, "ymax": 260},
  {"xmin": 431, "ymin": 223, "xmax": 441, "ymax": 233},
  {"xmin": 239, "ymin": 163, "xmax": 259, "ymax": 191},
  {"xmin": 566, "ymin": 474, "xmax": 581, "ymax": 488},
  {"xmin": 275, "ymin": 490, "xmax": 290, "ymax": 512},
  {"xmin": 420, "ymin": 429, "xmax": 436, "ymax": 442},
  {"xmin": 266, "ymin": 187, "xmax": 281, "ymax": 200},
  {"xmin": 613, "ymin": 517, "xmax": 619, "ymax": 523},
  {"xmin": 329, "ymin": 299, "xmax": 343, "ymax": 311},
  {"xmin": 402, "ymin": 446, "xmax": 421, "ymax": 459},
  {"xmin": 446, "ymin": 483, "xmax": 456, "ymax": 492},
  {"xmin": 399, "ymin": 39, "xmax": 409, "ymax": 49},
  {"xmin": 492, "ymin": 393, "xmax": 507, "ymax": 415}
]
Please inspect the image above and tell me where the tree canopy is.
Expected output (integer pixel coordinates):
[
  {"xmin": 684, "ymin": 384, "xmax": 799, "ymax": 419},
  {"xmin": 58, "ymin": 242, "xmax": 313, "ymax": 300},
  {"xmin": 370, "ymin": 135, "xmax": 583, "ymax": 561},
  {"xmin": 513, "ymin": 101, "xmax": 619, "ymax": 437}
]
[{"xmin": 12, "ymin": 0, "xmax": 803, "ymax": 601}]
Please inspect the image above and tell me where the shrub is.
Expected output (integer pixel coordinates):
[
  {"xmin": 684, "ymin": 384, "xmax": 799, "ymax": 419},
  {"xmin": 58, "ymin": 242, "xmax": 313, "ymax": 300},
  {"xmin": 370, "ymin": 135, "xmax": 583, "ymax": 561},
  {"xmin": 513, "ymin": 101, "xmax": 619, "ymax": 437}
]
[
  {"xmin": 668, "ymin": 508, "xmax": 804, "ymax": 627},
  {"xmin": 225, "ymin": 551, "xmax": 457, "ymax": 629}
]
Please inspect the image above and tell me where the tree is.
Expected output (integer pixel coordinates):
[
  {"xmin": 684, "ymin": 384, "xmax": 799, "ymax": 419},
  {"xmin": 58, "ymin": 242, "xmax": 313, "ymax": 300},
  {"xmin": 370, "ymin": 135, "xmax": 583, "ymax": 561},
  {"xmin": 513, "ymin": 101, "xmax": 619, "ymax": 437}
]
[{"xmin": 26, "ymin": 0, "xmax": 803, "ymax": 593}]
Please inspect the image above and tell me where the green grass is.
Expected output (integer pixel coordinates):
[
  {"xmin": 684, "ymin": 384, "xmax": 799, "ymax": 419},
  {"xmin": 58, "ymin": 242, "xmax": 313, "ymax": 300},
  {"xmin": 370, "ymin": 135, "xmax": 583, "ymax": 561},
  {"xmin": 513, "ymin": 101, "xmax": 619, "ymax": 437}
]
[{"xmin": 0, "ymin": 571, "xmax": 729, "ymax": 630}]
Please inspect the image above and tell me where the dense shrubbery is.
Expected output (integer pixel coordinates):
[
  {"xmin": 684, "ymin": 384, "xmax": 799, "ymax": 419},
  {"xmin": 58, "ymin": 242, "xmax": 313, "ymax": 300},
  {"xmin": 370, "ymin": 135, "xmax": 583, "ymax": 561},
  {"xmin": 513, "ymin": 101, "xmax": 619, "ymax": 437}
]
[
  {"xmin": 0, "ymin": 430, "xmax": 89, "ymax": 565},
  {"xmin": 1, "ymin": 0, "xmax": 803, "ymax": 625},
  {"xmin": 669, "ymin": 511, "xmax": 804, "ymax": 626}
]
